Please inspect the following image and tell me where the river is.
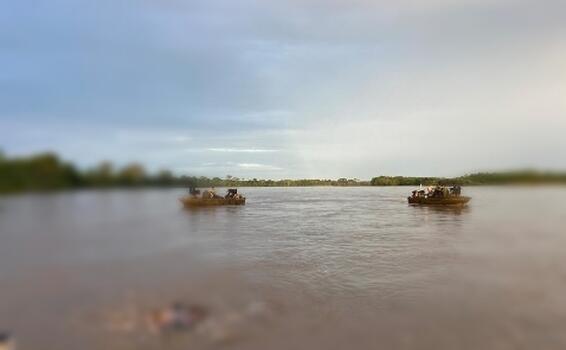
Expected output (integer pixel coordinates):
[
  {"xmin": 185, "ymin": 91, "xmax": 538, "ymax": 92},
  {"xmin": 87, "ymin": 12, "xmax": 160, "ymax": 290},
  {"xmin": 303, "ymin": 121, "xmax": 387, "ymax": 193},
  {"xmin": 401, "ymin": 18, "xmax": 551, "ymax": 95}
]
[{"xmin": 1, "ymin": 187, "xmax": 566, "ymax": 349}]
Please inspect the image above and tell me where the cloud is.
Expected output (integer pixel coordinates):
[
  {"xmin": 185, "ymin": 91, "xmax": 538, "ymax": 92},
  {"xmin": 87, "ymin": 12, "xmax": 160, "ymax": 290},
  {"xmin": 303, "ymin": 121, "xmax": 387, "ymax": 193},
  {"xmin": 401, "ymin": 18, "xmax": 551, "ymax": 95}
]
[
  {"xmin": 114, "ymin": 131, "xmax": 192, "ymax": 144},
  {"xmin": 184, "ymin": 147, "xmax": 280, "ymax": 153},
  {"xmin": 207, "ymin": 148, "xmax": 279, "ymax": 153},
  {"xmin": 172, "ymin": 161, "xmax": 283, "ymax": 177},
  {"xmin": 237, "ymin": 163, "xmax": 282, "ymax": 170},
  {"xmin": 170, "ymin": 136, "xmax": 192, "ymax": 143}
]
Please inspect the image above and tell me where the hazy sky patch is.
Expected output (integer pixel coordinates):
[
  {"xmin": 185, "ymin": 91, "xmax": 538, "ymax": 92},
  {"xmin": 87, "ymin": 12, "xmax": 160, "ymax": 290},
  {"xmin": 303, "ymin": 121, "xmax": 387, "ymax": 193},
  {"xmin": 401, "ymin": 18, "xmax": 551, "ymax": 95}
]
[{"xmin": 1, "ymin": 0, "xmax": 565, "ymax": 178}]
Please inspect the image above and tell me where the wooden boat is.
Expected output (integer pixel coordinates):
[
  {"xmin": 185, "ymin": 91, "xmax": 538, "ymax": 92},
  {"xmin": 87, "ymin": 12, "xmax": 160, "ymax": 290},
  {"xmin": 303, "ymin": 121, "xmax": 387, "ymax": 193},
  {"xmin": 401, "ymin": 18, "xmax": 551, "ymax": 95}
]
[
  {"xmin": 407, "ymin": 196, "xmax": 471, "ymax": 205},
  {"xmin": 180, "ymin": 196, "xmax": 246, "ymax": 207}
]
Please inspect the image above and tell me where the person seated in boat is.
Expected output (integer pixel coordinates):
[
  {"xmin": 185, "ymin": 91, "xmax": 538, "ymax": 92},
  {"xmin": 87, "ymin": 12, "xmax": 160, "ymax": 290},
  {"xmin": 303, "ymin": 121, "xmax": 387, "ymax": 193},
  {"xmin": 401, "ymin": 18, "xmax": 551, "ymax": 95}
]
[
  {"xmin": 430, "ymin": 186, "xmax": 447, "ymax": 198},
  {"xmin": 225, "ymin": 189, "xmax": 238, "ymax": 199},
  {"xmin": 431, "ymin": 186, "xmax": 441, "ymax": 198},
  {"xmin": 446, "ymin": 185, "xmax": 459, "ymax": 197},
  {"xmin": 412, "ymin": 189, "xmax": 427, "ymax": 198},
  {"xmin": 189, "ymin": 187, "xmax": 201, "ymax": 197}
]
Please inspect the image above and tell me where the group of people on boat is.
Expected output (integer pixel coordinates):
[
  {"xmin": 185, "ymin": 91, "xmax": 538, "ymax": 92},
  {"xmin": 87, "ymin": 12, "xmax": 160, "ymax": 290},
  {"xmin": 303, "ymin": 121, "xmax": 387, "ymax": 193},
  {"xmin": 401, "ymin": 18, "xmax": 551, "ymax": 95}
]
[
  {"xmin": 411, "ymin": 185, "xmax": 462, "ymax": 199},
  {"xmin": 189, "ymin": 187, "xmax": 243, "ymax": 200}
]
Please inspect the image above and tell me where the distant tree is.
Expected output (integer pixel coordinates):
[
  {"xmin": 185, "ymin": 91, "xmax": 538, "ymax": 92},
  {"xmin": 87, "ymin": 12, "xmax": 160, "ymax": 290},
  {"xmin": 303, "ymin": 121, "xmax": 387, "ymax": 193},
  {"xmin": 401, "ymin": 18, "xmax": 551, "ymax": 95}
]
[
  {"xmin": 0, "ymin": 152, "xmax": 82, "ymax": 192},
  {"xmin": 117, "ymin": 163, "xmax": 146, "ymax": 186},
  {"xmin": 156, "ymin": 169, "xmax": 174, "ymax": 186},
  {"xmin": 85, "ymin": 161, "xmax": 114, "ymax": 186}
]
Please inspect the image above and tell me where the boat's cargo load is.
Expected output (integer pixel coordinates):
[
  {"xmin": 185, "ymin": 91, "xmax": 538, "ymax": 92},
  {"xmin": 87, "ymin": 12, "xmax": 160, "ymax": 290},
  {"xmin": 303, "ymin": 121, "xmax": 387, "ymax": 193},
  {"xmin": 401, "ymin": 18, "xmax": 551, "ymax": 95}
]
[
  {"xmin": 408, "ymin": 185, "xmax": 470, "ymax": 205},
  {"xmin": 180, "ymin": 188, "xmax": 246, "ymax": 207}
]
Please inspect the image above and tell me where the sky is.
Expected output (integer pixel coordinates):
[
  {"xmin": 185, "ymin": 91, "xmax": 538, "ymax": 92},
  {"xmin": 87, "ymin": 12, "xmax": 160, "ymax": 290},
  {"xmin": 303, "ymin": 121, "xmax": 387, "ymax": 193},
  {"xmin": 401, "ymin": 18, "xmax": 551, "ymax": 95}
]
[{"xmin": 1, "ymin": 0, "xmax": 565, "ymax": 179}]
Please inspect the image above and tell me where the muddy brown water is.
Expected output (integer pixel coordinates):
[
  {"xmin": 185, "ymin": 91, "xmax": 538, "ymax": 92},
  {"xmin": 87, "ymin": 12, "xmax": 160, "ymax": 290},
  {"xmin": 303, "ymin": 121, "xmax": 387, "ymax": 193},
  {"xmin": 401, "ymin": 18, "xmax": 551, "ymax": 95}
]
[{"xmin": 1, "ymin": 187, "xmax": 566, "ymax": 349}]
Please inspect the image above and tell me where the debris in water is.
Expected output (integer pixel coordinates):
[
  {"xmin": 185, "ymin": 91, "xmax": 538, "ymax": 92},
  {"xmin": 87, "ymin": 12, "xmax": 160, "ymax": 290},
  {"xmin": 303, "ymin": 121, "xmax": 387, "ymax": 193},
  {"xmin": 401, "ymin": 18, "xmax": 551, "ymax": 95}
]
[
  {"xmin": 0, "ymin": 332, "xmax": 15, "ymax": 350},
  {"xmin": 147, "ymin": 302, "xmax": 208, "ymax": 334}
]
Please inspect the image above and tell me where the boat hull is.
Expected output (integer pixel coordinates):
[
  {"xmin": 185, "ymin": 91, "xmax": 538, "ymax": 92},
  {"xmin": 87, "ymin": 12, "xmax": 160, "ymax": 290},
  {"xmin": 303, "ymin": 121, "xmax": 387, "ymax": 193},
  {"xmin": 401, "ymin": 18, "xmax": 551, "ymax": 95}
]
[
  {"xmin": 408, "ymin": 196, "xmax": 471, "ymax": 206},
  {"xmin": 180, "ymin": 197, "xmax": 246, "ymax": 207}
]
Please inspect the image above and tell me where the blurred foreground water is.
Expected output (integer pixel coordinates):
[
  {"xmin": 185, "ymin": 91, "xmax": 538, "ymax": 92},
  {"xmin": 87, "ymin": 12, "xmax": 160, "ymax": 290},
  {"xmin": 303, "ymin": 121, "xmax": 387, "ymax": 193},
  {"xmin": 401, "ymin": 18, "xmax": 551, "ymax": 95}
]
[{"xmin": 1, "ymin": 187, "xmax": 566, "ymax": 349}]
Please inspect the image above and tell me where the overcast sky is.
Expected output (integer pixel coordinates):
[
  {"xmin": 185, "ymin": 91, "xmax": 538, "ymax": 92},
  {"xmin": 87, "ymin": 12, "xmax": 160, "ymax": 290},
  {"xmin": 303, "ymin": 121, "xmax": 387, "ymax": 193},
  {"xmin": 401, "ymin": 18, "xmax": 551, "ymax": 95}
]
[{"xmin": 1, "ymin": 0, "xmax": 565, "ymax": 178}]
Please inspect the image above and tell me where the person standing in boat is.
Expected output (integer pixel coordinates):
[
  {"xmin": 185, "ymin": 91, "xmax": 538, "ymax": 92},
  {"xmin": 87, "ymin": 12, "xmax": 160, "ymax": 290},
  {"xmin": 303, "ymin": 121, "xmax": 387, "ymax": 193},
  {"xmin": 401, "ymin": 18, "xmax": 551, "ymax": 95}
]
[
  {"xmin": 454, "ymin": 185, "xmax": 461, "ymax": 196},
  {"xmin": 202, "ymin": 189, "xmax": 214, "ymax": 199},
  {"xmin": 204, "ymin": 187, "xmax": 223, "ymax": 199}
]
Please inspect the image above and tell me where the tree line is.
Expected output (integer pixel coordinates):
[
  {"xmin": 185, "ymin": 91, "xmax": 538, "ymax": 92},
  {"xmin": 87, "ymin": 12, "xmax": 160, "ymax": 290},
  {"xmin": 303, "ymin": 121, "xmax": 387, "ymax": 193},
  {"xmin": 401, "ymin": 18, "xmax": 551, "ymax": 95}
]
[
  {"xmin": 1, "ymin": 151, "xmax": 566, "ymax": 194},
  {"xmin": 370, "ymin": 171, "xmax": 566, "ymax": 186},
  {"xmin": 0, "ymin": 152, "xmax": 368, "ymax": 193}
]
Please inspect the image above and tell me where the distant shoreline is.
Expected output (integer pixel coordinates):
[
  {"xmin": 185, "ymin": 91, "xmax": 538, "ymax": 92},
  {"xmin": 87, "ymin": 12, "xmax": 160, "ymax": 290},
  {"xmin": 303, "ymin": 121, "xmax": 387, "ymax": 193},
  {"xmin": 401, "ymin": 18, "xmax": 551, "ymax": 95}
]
[{"xmin": 1, "ymin": 151, "xmax": 566, "ymax": 194}]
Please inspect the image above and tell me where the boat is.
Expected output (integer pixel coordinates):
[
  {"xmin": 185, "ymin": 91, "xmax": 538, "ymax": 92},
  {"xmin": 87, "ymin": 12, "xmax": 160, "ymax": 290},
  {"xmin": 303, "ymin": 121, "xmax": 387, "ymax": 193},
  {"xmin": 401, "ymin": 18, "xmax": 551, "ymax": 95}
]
[
  {"xmin": 180, "ymin": 188, "xmax": 246, "ymax": 207},
  {"xmin": 408, "ymin": 185, "xmax": 471, "ymax": 206},
  {"xmin": 180, "ymin": 196, "xmax": 246, "ymax": 207},
  {"xmin": 407, "ymin": 195, "xmax": 471, "ymax": 205}
]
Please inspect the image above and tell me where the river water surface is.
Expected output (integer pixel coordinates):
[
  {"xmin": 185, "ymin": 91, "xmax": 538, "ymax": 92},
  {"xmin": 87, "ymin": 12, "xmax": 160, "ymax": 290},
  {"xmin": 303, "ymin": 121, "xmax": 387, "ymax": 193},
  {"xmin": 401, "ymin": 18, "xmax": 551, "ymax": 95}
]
[{"xmin": 1, "ymin": 187, "xmax": 566, "ymax": 349}]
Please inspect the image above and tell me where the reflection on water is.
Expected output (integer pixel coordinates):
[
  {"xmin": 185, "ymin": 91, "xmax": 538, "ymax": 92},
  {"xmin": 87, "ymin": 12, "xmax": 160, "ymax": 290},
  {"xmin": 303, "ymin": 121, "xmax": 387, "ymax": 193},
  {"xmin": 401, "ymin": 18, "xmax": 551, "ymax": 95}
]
[{"xmin": 1, "ymin": 187, "xmax": 566, "ymax": 349}]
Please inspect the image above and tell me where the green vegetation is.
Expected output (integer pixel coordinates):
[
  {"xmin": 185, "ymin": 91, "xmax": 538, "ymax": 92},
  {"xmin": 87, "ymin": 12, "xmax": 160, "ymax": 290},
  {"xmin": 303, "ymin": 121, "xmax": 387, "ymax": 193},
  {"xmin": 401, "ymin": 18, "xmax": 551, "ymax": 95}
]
[
  {"xmin": 0, "ymin": 152, "xmax": 368, "ymax": 194},
  {"xmin": 370, "ymin": 171, "xmax": 566, "ymax": 186},
  {"xmin": 1, "ymin": 151, "xmax": 566, "ymax": 194},
  {"xmin": 370, "ymin": 176, "xmax": 439, "ymax": 186},
  {"xmin": 199, "ymin": 177, "xmax": 369, "ymax": 188},
  {"xmin": 0, "ymin": 153, "xmax": 83, "ymax": 193}
]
